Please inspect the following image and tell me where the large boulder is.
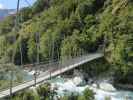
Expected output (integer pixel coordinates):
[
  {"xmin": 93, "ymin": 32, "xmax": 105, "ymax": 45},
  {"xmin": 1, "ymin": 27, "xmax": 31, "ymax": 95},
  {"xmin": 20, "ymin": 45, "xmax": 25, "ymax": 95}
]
[{"xmin": 99, "ymin": 82, "xmax": 116, "ymax": 92}]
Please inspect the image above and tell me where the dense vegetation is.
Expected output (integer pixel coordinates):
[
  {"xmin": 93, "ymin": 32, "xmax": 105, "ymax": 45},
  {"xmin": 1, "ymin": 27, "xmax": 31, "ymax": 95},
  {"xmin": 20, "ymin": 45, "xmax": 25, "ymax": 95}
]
[
  {"xmin": 0, "ymin": 64, "xmax": 26, "ymax": 90},
  {"xmin": 10, "ymin": 83, "xmax": 95, "ymax": 100},
  {"xmin": 0, "ymin": 0, "xmax": 132, "ymax": 84}
]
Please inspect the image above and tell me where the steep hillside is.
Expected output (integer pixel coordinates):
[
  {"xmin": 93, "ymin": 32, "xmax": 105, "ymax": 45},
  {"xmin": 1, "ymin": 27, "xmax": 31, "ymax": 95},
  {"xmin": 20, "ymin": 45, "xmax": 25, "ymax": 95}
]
[
  {"xmin": 0, "ymin": 9, "xmax": 15, "ymax": 20},
  {"xmin": 0, "ymin": 0, "xmax": 132, "ymax": 84}
]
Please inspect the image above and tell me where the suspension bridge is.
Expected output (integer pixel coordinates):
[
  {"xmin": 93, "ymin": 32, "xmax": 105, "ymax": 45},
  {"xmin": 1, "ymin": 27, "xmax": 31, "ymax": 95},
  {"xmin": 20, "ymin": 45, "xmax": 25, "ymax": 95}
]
[
  {"xmin": 0, "ymin": 0, "xmax": 106, "ymax": 99},
  {"xmin": 0, "ymin": 53, "xmax": 103, "ymax": 99}
]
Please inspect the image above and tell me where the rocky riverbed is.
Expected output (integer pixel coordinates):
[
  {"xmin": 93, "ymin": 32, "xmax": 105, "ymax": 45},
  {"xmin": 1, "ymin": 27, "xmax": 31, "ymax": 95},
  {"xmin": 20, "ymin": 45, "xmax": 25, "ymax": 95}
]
[
  {"xmin": 48, "ymin": 76, "xmax": 133, "ymax": 100},
  {"xmin": 24, "ymin": 69, "xmax": 133, "ymax": 100}
]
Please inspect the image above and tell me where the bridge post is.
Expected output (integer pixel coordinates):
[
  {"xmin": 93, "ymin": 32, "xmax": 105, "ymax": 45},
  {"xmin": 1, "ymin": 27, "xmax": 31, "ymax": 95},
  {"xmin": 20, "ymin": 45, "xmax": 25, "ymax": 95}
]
[
  {"xmin": 48, "ymin": 59, "xmax": 52, "ymax": 80},
  {"xmin": 19, "ymin": 37, "xmax": 23, "ymax": 67},
  {"xmin": 34, "ymin": 32, "xmax": 40, "ymax": 86},
  {"xmin": 34, "ymin": 60, "xmax": 37, "ymax": 86},
  {"xmin": 103, "ymin": 34, "xmax": 107, "ymax": 55},
  {"xmin": 49, "ymin": 34, "xmax": 55, "ymax": 80},
  {"xmin": 34, "ymin": 66, "xmax": 37, "ymax": 87},
  {"xmin": 9, "ymin": 70, "xmax": 13, "ymax": 99},
  {"xmin": 49, "ymin": 61, "xmax": 52, "ymax": 80}
]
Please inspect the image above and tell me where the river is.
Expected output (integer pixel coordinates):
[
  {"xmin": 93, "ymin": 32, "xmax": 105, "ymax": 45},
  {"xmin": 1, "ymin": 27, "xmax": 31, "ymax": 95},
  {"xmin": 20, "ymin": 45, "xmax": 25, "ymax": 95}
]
[
  {"xmin": 24, "ymin": 69, "xmax": 133, "ymax": 100},
  {"xmin": 48, "ymin": 76, "xmax": 133, "ymax": 100}
]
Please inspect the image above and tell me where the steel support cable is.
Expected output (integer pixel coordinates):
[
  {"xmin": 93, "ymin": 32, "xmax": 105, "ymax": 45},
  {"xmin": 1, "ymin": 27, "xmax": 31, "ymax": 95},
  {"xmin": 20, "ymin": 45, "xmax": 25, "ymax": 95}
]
[
  {"xmin": 48, "ymin": 32, "xmax": 52, "ymax": 80},
  {"xmin": 35, "ymin": 32, "xmax": 40, "ymax": 65},
  {"xmin": 56, "ymin": 41, "xmax": 60, "ymax": 71},
  {"xmin": 51, "ymin": 39, "xmax": 60, "ymax": 72},
  {"xmin": 19, "ymin": 10, "xmax": 23, "ymax": 67},
  {"xmin": 24, "ymin": 0, "xmax": 31, "ymax": 6},
  {"xmin": 34, "ymin": 32, "xmax": 40, "ymax": 86},
  {"xmin": 9, "ymin": 0, "xmax": 20, "ymax": 99},
  {"xmin": 48, "ymin": 33, "xmax": 55, "ymax": 100},
  {"xmin": 19, "ymin": 0, "xmax": 33, "ymax": 67},
  {"xmin": 0, "ymin": 39, "xmax": 3, "ymax": 62},
  {"xmin": 4, "ymin": 38, "xmax": 8, "ymax": 63},
  {"xmin": 51, "ymin": 35, "xmax": 55, "ymax": 65},
  {"xmin": 11, "ymin": 0, "xmax": 20, "ymax": 64},
  {"xmin": 19, "ymin": 0, "xmax": 32, "ymax": 67},
  {"xmin": 50, "ymin": 34, "xmax": 55, "ymax": 80}
]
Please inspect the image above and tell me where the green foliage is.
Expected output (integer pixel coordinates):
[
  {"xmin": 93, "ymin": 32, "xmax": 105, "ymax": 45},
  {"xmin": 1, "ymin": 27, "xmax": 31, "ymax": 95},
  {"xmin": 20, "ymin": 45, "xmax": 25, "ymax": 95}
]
[
  {"xmin": 104, "ymin": 96, "xmax": 111, "ymax": 100},
  {"xmin": 0, "ymin": 36, "xmax": 6, "ymax": 58},
  {"xmin": 0, "ymin": 0, "xmax": 132, "ymax": 84},
  {"xmin": 36, "ymin": 83, "xmax": 51, "ymax": 99},
  {"xmin": 11, "ymin": 83, "xmax": 95, "ymax": 100},
  {"xmin": 61, "ymin": 30, "xmax": 82, "ymax": 60},
  {"xmin": 60, "ymin": 93, "xmax": 79, "ymax": 100},
  {"xmin": 19, "ymin": 7, "xmax": 32, "ymax": 22},
  {"xmin": 12, "ymin": 83, "xmax": 55, "ymax": 100},
  {"xmin": 60, "ymin": 88, "xmax": 94, "ymax": 100},
  {"xmin": 32, "ymin": 0, "xmax": 50, "ymax": 14},
  {"xmin": 13, "ymin": 90, "xmax": 39, "ymax": 100},
  {"xmin": 83, "ymin": 88, "xmax": 95, "ymax": 100},
  {"xmin": 78, "ymin": 96, "xmax": 86, "ymax": 100},
  {"xmin": 78, "ymin": 89, "xmax": 95, "ymax": 100},
  {"xmin": 40, "ymin": 30, "xmax": 53, "ymax": 60},
  {"xmin": 81, "ymin": 58, "xmax": 110, "ymax": 78},
  {"xmin": 27, "ymin": 35, "xmax": 37, "ymax": 62},
  {"xmin": 100, "ymin": 0, "xmax": 133, "ymax": 83},
  {"xmin": 0, "ymin": 16, "xmax": 15, "ymax": 35}
]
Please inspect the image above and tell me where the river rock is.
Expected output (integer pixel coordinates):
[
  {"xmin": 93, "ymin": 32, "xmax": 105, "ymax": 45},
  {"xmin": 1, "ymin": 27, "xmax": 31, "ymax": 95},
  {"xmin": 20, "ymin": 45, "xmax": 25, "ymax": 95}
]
[
  {"xmin": 73, "ymin": 76, "xmax": 83, "ymax": 86},
  {"xmin": 92, "ymin": 83, "xmax": 98, "ymax": 88},
  {"xmin": 99, "ymin": 82, "xmax": 116, "ymax": 92}
]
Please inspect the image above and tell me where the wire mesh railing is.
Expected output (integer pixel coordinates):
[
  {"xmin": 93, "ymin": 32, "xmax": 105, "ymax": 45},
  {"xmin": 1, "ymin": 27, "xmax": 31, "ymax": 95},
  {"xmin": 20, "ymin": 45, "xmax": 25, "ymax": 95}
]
[{"xmin": 0, "ymin": 53, "xmax": 103, "ymax": 95}]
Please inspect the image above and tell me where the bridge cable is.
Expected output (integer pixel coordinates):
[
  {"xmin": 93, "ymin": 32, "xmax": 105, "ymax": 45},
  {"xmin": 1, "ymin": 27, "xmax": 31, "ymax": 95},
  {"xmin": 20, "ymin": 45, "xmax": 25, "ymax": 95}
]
[
  {"xmin": 9, "ymin": 0, "xmax": 20, "ymax": 99},
  {"xmin": 24, "ymin": 0, "xmax": 32, "ymax": 6},
  {"xmin": 34, "ymin": 32, "xmax": 40, "ymax": 86}
]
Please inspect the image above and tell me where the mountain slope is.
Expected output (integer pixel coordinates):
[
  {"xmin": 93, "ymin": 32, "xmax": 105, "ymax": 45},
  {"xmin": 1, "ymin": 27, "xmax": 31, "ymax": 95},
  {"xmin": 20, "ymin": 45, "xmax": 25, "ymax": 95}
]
[
  {"xmin": 0, "ymin": 0, "xmax": 132, "ymax": 84},
  {"xmin": 0, "ymin": 9, "xmax": 15, "ymax": 20}
]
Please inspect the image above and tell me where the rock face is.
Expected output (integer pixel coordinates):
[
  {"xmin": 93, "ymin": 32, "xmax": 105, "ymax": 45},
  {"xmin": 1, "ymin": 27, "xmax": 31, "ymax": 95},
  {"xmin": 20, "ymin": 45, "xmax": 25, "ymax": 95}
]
[{"xmin": 0, "ymin": 9, "xmax": 15, "ymax": 20}]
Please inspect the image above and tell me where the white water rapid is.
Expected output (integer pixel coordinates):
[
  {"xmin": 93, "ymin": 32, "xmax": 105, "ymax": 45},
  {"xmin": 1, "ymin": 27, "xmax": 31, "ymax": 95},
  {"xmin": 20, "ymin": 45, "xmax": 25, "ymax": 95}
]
[{"xmin": 49, "ymin": 76, "xmax": 133, "ymax": 100}]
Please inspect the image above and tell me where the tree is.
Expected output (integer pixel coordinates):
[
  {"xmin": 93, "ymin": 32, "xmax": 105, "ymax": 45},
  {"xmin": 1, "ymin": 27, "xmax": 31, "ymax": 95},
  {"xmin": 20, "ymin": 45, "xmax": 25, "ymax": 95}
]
[
  {"xmin": 13, "ymin": 90, "xmax": 39, "ymax": 100},
  {"xmin": 0, "ymin": 16, "xmax": 15, "ymax": 35},
  {"xmin": 83, "ymin": 88, "xmax": 95, "ymax": 100},
  {"xmin": 36, "ymin": 83, "xmax": 51, "ymax": 99},
  {"xmin": 19, "ymin": 7, "xmax": 32, "ymax": 22},
  {"xmin": 32, "ymin": 0, "xmax": 50, "ymax": 14},
  {"xmin": 61, "ymin": 30, "xmax": 82, "ymax": 61},
  {"xmin": 27, "ymin": 35, "xmax": 37, "ymax": 63}
]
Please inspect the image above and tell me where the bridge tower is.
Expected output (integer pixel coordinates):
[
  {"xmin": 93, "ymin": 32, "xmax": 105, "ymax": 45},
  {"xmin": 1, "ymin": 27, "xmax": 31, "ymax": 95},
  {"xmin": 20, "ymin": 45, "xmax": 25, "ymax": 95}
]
[{"xmin": 9, "ymin": 0, "xmax": 21, "ymax": 99}]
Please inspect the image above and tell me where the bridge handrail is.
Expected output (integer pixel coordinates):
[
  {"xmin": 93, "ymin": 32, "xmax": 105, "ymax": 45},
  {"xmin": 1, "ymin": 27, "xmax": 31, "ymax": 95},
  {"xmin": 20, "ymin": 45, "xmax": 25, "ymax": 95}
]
[{"xmin": 0, "ymin": 53, "xmax": 103, "ymax": 94}]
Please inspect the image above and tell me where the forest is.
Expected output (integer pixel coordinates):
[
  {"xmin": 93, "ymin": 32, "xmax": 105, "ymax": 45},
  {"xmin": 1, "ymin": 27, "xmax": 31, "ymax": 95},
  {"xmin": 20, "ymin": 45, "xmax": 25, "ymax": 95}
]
[{"xmin": 0, "ymin": 0, "xmax": 132, "ymax": 85}]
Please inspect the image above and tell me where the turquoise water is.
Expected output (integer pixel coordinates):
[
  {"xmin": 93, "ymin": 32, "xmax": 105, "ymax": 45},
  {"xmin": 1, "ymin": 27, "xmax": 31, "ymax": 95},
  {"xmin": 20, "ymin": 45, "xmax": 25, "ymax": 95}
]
[
  {"xmin": 21, "ymin": 71, "xmax": 33, "ymax": 81},
  {"xmin": 48, "ymin": 77, "xmax": 65, "ymax": 83},
  {"xmin": 95, "ymin": 88, "xmax": 133, "ymax": 100},
  {"xmin": 49, "ymin": 76, "xmax": 133, "ymax": 100},
  {"xmin": 4, "ymin": 70, "xmax": 33, "ymax": 81}
]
